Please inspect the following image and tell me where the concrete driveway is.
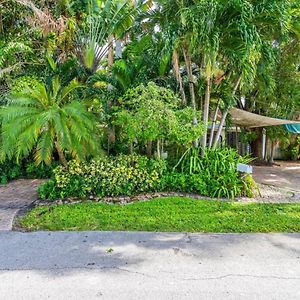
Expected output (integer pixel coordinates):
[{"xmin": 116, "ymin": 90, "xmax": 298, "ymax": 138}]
[
  {"xmin": 0, "ymin": 231, "xmax": 299, "ymax": 299},
  {"xmin": 253, "ymin": 161, "xmax": 300, "ymax": 193}
]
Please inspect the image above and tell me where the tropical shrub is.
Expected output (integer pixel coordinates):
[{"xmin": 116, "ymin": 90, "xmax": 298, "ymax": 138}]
[
  {"xmin": 114, "ymin": 82, "xmax": 204, "ymax": 156},
  {"xmin": 172, "ymin": 148, "xmax": 253, "ymax": 199},
  {"xmin": 39, "ymin": 154, "xmax": 166, "ymax": 199},
  {"xmin": 0, "ymin": 158, "xmax": 58, "ymax": 184},
  {"xmin": 159, "ymin": 172, "xmax": 208, "ymax": 194},
  {"xmin": 38, "ymin": 150, "xmax": 254, "ymax": 200},
  {"xmin": 0, "ymin": 76, "xmax": 100, "ymax": 166},
  {"xmin": 0, "ymin": 160, "xmax": 22, "ymax": 184}
]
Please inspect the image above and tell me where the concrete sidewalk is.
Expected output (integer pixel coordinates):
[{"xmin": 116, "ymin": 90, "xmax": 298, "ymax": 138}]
[{"xmin": 0, "ymin": 231, "xmax": 299, "ymax": 299}]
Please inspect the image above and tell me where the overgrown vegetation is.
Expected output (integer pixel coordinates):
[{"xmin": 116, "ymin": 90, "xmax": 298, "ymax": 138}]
[
  {"xmin": 1, "ymin": 0, "xmax": 299, "ymax": 200},
  {"xmin": 39, "ymin": 154, "xmax": 166, "ymax": 199},
  {"xmin": 18, "ymin": 197, "xmax": 300, "ymax": 232},
  {"xmin": 39, "ymin": 149, "xmax": 254, "ymax": 200},
  {"xmin": 0, "ymin": 159, "xmax": 57, "ymax": 184}
]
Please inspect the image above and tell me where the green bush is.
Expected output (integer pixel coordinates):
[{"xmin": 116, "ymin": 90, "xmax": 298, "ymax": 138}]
[
  {"xmin": 39, "ymin": 154, "xmax": 166, "ymax": 199},
  {"xmin": 0, "ymin": 160, "xmax": 22, "ymax": 184},
  {"xmin": 159, "ymin": 172, "xmax": 207, "ymax": 194},
  {"xmin": 38, "ymin": 150, "xmax": 254, "ymax": 200},
  {"xmin": 172, "ymin": 148, "xmax": 253, "ymax": 199},
  {"xmin": 0, "ymin": 159, "xmax": 57, "ymax": 184}
]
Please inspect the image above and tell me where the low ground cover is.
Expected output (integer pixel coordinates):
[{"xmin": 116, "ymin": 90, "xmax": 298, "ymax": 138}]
[{"xmin": 19, "ymin": 197, "xmax": 300, "ymax": 232}]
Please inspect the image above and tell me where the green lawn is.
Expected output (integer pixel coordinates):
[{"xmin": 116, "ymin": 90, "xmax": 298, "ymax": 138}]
[{"xmin": 19, "ymin": 197, "xmax": 300, "ymax": 232}]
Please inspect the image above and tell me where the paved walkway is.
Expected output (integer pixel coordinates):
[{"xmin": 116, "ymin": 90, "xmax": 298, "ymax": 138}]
[
  {"xmin": 0, "ymin": 231, "xmax": 299, "ymax": 299},
  {"xmin": 0, "ymin": 179, "xmax": 43, "ymax": 231},
  {"xmin": 253, "ymin": 161, "xmax": 300, "ymax": 193}
]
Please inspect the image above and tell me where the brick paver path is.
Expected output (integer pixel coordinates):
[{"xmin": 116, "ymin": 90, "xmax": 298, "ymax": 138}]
[{"xmin": 0, "ymin": 180, "xmax": 43, "ymax": 230}]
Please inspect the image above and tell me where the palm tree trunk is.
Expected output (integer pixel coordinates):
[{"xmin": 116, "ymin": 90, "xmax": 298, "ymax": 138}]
[
  {"xmin": 212, "ymin": 75, "xmax": 242, "ymax": 149},
  {"xmin": 108, "ymin": 35, "xmax": 114, "ymax": 68},
  {"xmin": 208, "ymin": 100, "xmax": 220, "ymax": 148},
  {"xmin": 200, "ymin": 76, "xmax": 212, "ymax": 154},
  {"xmin": 183, "ymin": 48, "xmax": 198, "ymax": 147},
  {"xmin": 182, "ymin": 48, "xmax": 196, "ymax": 111},
  {"xmin": 269, "ymin": 140, "xmax": 275, "ymax": 164},
  {"xmin": 157, "ymin": 139, "xmax": 161, "ymax": 159},
  {"xmin": 55, "ymin": 142, "xmax": 68, "ymax": 167},
  {"xmin": 212, "ymin": 110, "xmax": 228, "ymax": 149},
  {"xmin": 172, "ymin": 50, "xmax": 186, "ymax": 106}
]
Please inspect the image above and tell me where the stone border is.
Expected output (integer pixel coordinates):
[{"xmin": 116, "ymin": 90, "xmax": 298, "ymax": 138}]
[{"xmin": 34, "ymin": 192, "xmax": 230, "ymax": 207}]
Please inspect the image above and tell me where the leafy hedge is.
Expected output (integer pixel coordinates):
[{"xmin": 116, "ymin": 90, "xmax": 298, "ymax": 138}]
[
  {"xmin": 39, "ymin": 150, "xmax": 255, "ymax": 200},
  {"xmin": 39, "ymin": 155, "xmax": 166, "ymax": 199}
]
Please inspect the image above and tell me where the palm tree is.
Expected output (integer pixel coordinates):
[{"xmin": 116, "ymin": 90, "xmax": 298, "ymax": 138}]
[
  {"xmin": 211, "ymin": 0, "xmax": 295, "ymax": 148},
  {"xmin": 76, "ymin": 0, "xmax": 149, "ymax": 74},
  {"xmin": 0, "ymin": 77, "xmax": 99, "ymax": 166}
]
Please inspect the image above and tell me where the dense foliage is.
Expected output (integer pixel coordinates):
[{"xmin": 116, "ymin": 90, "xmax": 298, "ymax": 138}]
[
  {"xmin": 0, "ymin": 76, "xmax": 99, "ymax": 166},
  {"xmin": 114, "ymin": 82, "xmax": 204, "ymax": 156},
  {"xmin": 39, "ymin": 150, "xmax": 254, "ymax": 200},
  {"xmin": 162, "ymin": 148, "xmax": 254, "ymax": 198},
  {"xmin": 38, "ymin": 154, "xmax": 166, "ymax": 199},
  {"xmin": 1, "ymin": 0, "xmax": 299, "ymax": 197},
  {"xmin": 0, "ymin": 159, "xmax": 57, "ymax": 184}
]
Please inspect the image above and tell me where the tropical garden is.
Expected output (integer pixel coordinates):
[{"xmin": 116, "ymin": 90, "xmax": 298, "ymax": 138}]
[{"xmin": 1, "ymin": 0, "xmax": 300, "ymax": 231}]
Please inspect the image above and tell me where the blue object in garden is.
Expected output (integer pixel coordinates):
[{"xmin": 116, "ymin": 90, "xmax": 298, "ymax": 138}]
[{"xmin": 284, "ymin": 124, "xmax": 300, "ymax": 134}]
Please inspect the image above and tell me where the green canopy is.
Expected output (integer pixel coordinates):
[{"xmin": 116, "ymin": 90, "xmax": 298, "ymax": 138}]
[{"xmin": 284, "ymin": 124, "xmax": 300, "ymax": 134}]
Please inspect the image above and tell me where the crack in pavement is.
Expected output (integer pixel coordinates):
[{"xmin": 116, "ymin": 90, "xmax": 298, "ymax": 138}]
[
  {"xmin": 180, "ymin": 273, "xmax": 300, "ymax": 281},
  {"xmin": 0, "ymin": 266, "xmax": 299, "ymax": 281}
]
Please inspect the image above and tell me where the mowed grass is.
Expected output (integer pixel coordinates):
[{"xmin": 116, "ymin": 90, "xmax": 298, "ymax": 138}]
[{"xmin": 19, "ymin": 197, "xmax": 300, "ymax": 232}]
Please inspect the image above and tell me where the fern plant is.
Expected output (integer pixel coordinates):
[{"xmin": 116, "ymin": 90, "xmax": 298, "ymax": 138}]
[{"xmin": 0, "ymin": 76, "xmax": 100, "ymax": 166}]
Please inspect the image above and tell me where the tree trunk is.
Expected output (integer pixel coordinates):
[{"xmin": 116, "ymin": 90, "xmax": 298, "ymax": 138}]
[
  {"xmin": 146, "ymin": 140, "xmax": 152, "ymax": 158},
  {"xmin": 108, "ymin": 35, "xmax": 114, "ymax": 68},
  {"xmin": 212, "ymin": 110, "xmax": 228, "ymax": 149},
  {"xmin": 156, "ymin": 139, "xmax": 161, "ymax": 159},
  {"xmin": 129, "ymin": 142, "xmax": 133, "ymax": 154},
  {"xmin": 182, "ymin": 48, "xmax": 196, "ymax": 111},
  {"xmin": 201, "ymin": 76, "xmax": 212, "ymax": 154},
  {"xmin": 269, "ymin": 140, "xmax": 275, "ymax": 164},
  {"xmin": 208, "ymin": 100, "xmax": 220, "ymax": 148},
  {"xmin": 183, "ymin": 48, "xmax": 198, "ymax": 147},
  {"xmin": 251, "ymin": 128, "xmax": 264, "ymax": 160},
  {"xmin": 55, "ymin": 142, "xmax": 68, "ymax": 167},
  {"xmin": 172, "ymin": 50, "xmax": 186, "ymax": 106},
  {"xmin": 212, "ymin": 75, "xmax": 242, "ymax": 149}
]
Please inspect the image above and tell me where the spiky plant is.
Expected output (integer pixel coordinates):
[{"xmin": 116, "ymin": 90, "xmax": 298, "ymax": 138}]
[{"xmin": 0, "ymin": 76, "xmax": 100, "ymax": 166}]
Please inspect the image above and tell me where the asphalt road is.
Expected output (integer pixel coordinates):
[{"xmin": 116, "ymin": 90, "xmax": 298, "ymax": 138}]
[{"xmin": 0, "ymin": 231, "xmax": 299, "ymax": 300}]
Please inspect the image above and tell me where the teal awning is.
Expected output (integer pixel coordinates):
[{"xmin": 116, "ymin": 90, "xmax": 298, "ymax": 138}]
[{"xmin": 284, "ymin": 124, "xmax": 300, "ymax": 134}]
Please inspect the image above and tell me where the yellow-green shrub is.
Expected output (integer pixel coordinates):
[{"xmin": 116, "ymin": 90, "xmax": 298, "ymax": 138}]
[{"xmin": 38, "ymin": 155, "xmax": 166, "ymax": 199}]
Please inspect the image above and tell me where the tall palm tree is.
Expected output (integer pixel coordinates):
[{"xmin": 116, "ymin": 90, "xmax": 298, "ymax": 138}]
[{"xmin": 0, "ymin": 77, "xmax": 99, "ymax": 166}]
